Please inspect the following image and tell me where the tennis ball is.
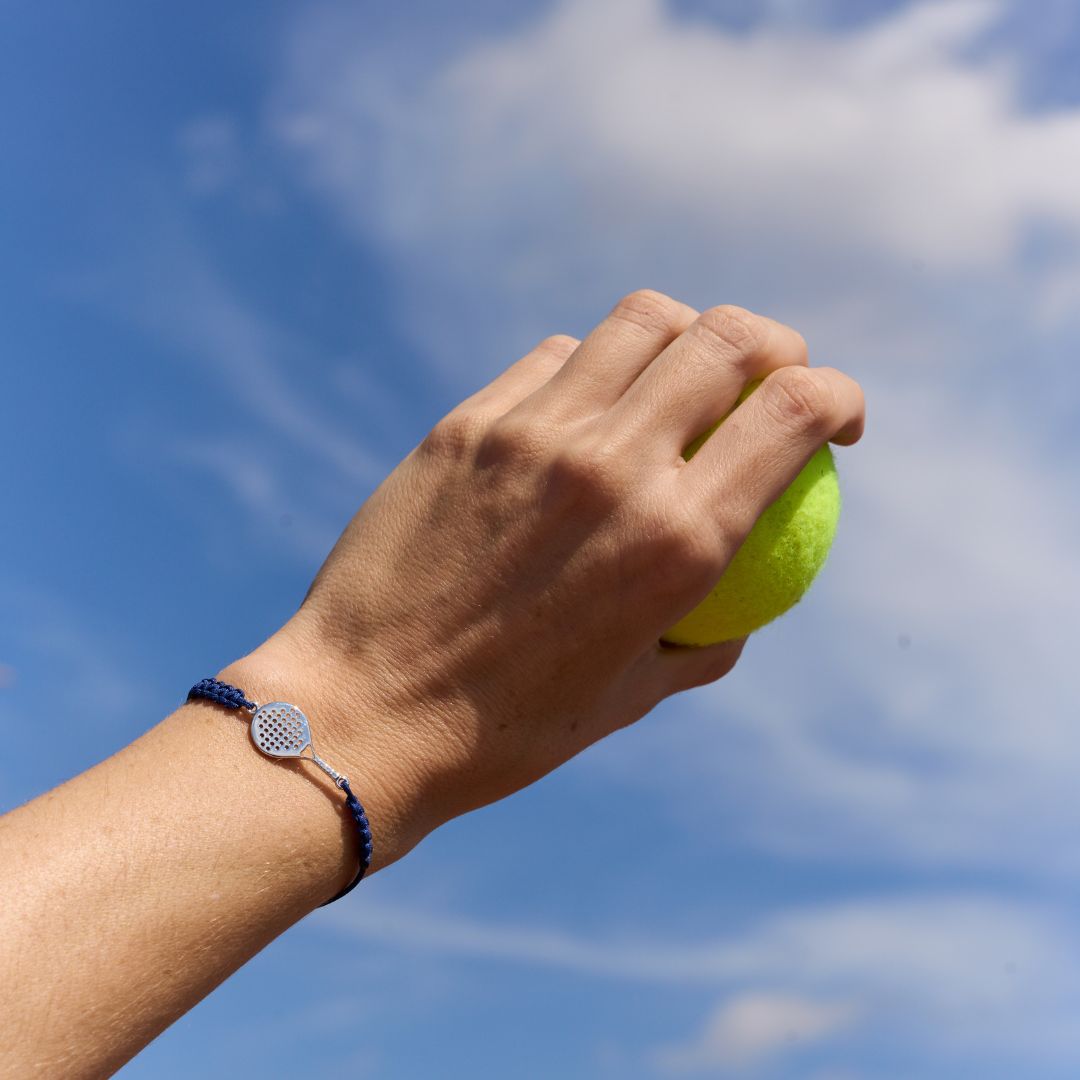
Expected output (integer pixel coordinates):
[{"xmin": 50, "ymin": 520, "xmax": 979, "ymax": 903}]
[{"xmin": 660, "ymin": 380, "xmax": 841, "ymax": 646}]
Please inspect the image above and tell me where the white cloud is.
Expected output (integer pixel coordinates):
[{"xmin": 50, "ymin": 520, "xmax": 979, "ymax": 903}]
[
  {"xmin": 653, "ymin": 992, "xmax": 857, "ymax": 1072},
  {"xmin": 270, "ymin": 0, "xmax": 1080, "ymax": 413},
  {"xmin": 275, "ymin": 0, "xmax": 1080, "ymax": 362},
  {"xmin": 453, "ymin": 0, "xmax": 1075, "ymax": 267}
]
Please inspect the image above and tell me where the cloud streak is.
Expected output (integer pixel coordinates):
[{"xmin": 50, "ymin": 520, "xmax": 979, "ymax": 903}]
[
  {"xmin": 63, "ymin": 205, "xmax": 400, "ymax": 562},
  {"xmin": 322, "ymin": 891, "xmax": 1080, "ymax": 1062}
]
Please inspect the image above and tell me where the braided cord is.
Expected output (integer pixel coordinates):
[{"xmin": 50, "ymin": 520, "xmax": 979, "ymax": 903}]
[
  {"xmin": 321, "ymin": 778, "xmax": 373, "ymax": 905},
  {"xmin": 187, "ymin": 678, "xmax": 371, "ymax": 905},
  {"xmin": 188, "ymin": 677, "xmax": 256, "ymax": 711}
]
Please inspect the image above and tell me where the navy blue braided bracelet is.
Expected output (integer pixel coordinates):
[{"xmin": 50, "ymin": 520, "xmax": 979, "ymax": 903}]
[{"xmin": 188, "ymin": 677, "xmax": 372, "ymax": 905}]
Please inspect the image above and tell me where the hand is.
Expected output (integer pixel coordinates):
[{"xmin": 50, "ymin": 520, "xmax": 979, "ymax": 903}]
[{"xmin": 226, "ymin": 290, "xmax": 865, "ymax": 867}]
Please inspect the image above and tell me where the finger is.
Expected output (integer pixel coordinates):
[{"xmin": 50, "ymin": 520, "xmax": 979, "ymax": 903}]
[
  {"xmin": 678, "ymin": 366, "xmax": 864, "ymax": 542},
  {"xmin": 456, "ymin": 334, "xmax": 581, "ymax": 419},
  {"xmin": 636, "ymin": 636, "xmax": 748, "ymax": 702},
  {"xmin": 527, "ymin": 289, "xmax": 699, "ymax": 421},
  {"xmin": 600, "ymin": 305, "xmax": 809, "ymax": 462}
]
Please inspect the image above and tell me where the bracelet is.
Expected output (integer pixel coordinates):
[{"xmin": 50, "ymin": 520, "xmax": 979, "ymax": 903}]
[{"xmin": 187, "ymin": 677, "xmax": 373, "ymax": 906}]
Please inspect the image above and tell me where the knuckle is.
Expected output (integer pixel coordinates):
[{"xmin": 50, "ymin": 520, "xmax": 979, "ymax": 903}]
[
  {"xmin": 477, "ymin": 412, "xmax": 551, "ymax": 467},
  {"xmin": 693, "ymin": 304, "xmax": 767, "ymax": 364},
  {"xmin": 420, "ymin": 407, "xmax": 487, "ymax": 460},
  {"xmin": 535, "ymin": 333, "xmax": 580, "ymax": 358},
  {"xmin": 610, "ymin": 288, "xmax": 686, "ymax": 336},
  {"xmin": 635, "ymin": 502, "xmax": 720, "ymax": 589},
  {"xmin": 759, "ymin": 366, "xmax": 834, "ymax": 435},
  {"xmin": 546, "ymin": 437, "xmax": 626, "ymax": 512}
]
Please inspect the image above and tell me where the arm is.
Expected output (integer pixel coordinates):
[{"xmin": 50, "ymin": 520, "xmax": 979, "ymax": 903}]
[{"xmin": 0, "ymin": 292, "xmax": 864, "ymax": 1079}]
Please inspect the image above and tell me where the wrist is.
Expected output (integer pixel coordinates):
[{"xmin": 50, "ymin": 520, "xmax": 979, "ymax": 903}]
[{"xmin": 217, "ymin": 620, "xmax": 438, "ymax": 874}]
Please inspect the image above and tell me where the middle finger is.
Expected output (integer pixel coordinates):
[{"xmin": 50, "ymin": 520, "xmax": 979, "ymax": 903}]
[{"xmin": 599, "ymin": 305, "xmax": 809, "ymax": 461}]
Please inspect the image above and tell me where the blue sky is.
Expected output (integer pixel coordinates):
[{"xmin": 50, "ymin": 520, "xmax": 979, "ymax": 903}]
[{"xmin": 4, "ymin": 1, "xmax": 1080, "ymax": 1076}]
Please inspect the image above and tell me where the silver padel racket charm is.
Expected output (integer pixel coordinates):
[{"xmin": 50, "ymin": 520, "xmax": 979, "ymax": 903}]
[{"xmin": 250, "ymin": 701, "xmax": 347, "ymax": 787}]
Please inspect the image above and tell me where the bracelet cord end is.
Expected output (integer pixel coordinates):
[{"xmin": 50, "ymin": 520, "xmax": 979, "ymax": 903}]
[{"xmin": 187, "ymin": 677, "xmax": 372, "ymax": 907}]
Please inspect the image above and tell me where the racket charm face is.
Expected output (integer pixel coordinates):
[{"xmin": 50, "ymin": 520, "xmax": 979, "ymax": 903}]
[{"xmin": 250, "ymin": 702, "xmax": 312, "ymax": 759}]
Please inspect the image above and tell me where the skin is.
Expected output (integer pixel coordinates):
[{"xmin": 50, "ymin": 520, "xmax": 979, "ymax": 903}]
[{"xmin": 0, "ymin": 290, "xmax": 864, "ymax": 1078}]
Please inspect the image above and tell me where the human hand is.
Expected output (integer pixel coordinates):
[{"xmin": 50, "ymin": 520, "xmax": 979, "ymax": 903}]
[{"xmin": 226, "ymin": 290, "xmax": 864, "ymax": 866}]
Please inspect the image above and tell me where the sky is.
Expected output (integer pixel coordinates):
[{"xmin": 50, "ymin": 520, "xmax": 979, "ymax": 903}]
[{"xmin": 3, "ymin": 0, "xmax": 1080, "ymax": 1076}]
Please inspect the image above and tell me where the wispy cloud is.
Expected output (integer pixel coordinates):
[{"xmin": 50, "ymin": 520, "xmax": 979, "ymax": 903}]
[
  {"xmin": 123, "ymin": 232, "xmax": 390, "ymax": 487},
  {"xmin": 321, "ymin": 891, "xmax": 1080, "ymax": 1062},
  {"xmin": 1, "ymin": 582, "xmax": 151, "ymax": 726},
  {"xmin": 176, "ymin": 115, "xmax": 243, "ymax": 196},
  {"xmin": 0, "ymin": 581, "xmax": 162, "ymax": 807},
  {"xmin": 62, "ymin": 206, "xmax": 399, "ymax": 561}
]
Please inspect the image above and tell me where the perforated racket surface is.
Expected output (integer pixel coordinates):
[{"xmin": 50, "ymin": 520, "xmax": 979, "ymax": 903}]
[{"xmin": 250, "ymin": 702, "xmax": 312, "ymax": 759}]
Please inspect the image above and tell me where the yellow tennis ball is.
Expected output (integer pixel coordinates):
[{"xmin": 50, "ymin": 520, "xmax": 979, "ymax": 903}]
[{"xmin": 660, "ymin": 380, "xmax": 841, "ymax": 646}]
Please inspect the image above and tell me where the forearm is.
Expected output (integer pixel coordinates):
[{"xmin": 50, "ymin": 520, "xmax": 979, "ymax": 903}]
[{"xmin": 0, "ymin": 638, "xmax": 415, "ymax": 1079}]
